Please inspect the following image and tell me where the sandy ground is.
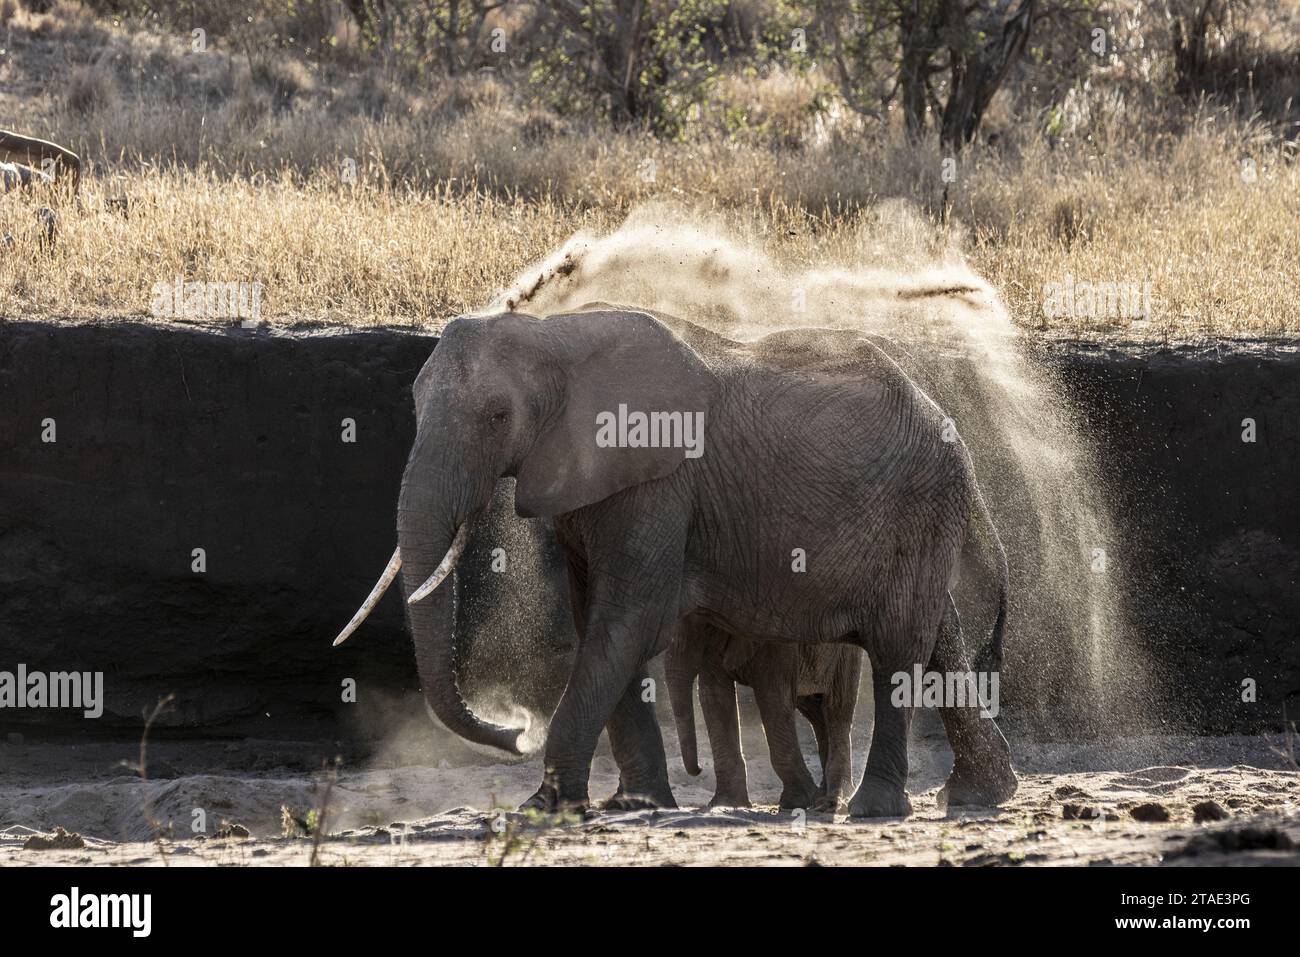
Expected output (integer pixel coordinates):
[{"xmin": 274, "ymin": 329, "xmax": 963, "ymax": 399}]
[{"xmin": 3, "ymin": 721, "xmax": 1298, "ymax": 866}]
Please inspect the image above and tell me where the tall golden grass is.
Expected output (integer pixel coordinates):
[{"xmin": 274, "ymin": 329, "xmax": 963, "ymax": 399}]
[{"xmin": 0, "ymin": 1, "xmax": 1295, "ymax": 338}]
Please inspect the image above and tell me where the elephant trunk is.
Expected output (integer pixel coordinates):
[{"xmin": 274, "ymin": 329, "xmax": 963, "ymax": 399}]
[
  {"xmin": 665, "ymin": 636, "xmax": 702, "ymax": 776},
  {"xmin": 398, "ymin": 478, "xmax": 525, "ymax": 756}
]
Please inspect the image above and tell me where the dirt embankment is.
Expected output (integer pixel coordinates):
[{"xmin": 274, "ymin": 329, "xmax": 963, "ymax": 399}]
[
  {"xmin": 0, "ymin": 321, "xmax": 1297, "ymax": 744},
  {"xmin": 1041, "ymin": 340, "xmax": 1300, "ymax": 733},
  {"xmin": 0, "ymin": 319, "xmax": 572, "ymax": 743}
]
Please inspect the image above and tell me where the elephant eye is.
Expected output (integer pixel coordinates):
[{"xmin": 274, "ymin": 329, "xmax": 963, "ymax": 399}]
[{"xmin": 488, "ymin": 409, "xmax": 509, "ymax": 425}]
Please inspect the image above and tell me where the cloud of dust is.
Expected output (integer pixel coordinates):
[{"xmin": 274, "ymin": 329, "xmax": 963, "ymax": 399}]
[
  {"xmin": 455, "ymin": 478, "xmax": 575, "ymax": 756},
  {"xmin": 480, "ymin": 201, "xmax": 1160, "ymax": 737},
  {"xmin": 359, "ymin": 479, "xmax": 570, "ymax": 775}
]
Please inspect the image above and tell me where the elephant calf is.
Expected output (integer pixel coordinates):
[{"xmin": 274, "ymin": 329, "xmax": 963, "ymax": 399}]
[{"xmin": 667, "ymin": 619, "xmax": 861, "ymax": 811}]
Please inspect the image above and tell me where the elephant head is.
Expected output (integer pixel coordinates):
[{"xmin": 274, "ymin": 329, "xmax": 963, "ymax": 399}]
[{"xmin": 333, "ymin": 309, "xmax": 714, "ymax": 755}]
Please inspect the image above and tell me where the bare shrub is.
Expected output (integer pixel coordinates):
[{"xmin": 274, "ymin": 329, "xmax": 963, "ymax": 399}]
[{"xmin": 65, "ymin": 61, "xmax": 114, "ymax": 115}]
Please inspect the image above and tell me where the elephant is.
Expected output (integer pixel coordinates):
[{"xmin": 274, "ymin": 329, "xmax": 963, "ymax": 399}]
[
  {"xmin": 334, "ymin": 305, "xmax": 1018, "ymax": 818},
  {"xmin": 0, "ymin": 130, "xmax": 80, "ymax": 249},
  {"xmin": 0, "ymin": 129, "xmax": 80, "ymax": 192},
  {"xmin": 665, "ymin": 620, "xmax": 861, "ymax": 810}
]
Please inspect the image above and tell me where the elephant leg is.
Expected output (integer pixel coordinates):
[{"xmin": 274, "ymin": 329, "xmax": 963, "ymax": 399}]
[
  {"xmin": 814, "ymin": 701, "xmax": 855, "ymax": 812},
  {"xmin": 521, "ymin": 605, "xmax": 671, "ymax": 813},
  {"xmin": 521, "ymin": 514, "xmax": 687, "ymax": 814},
  {"xmin": 848, "ymin": 657, "xmax": 916, "ymax": 818},
  {"xmin": 850, "ymin": 570, "xmax": 952, "ymax": 820},
  {"xmin": 565, "ymin": 561, "xmax": 675, "ymax": 811},
  {"xmin": 698, "ymin": 670, "xmax": 750, "ymax": 808},
  {"xmin": 813, "ymin": 654, "xmax": 859, "ymax": 812},
  {"xmin": 796, "ymin": 695, "xmax": 830, "ymax": 792},
  {"xmin": 602, "ymin": 664, "xmax": 677, "ymax": 810},
  {"xmin": 752, "ymin": 676, "xmax": 819, "ymax": 809},
  {"xmin": 931, "ymin": 594, "xmax": 1018, "ymax": 809}
]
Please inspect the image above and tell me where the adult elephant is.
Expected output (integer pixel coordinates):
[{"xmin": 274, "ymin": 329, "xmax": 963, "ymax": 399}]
[{"xmin": 335, "ymin": 307, "xmax": 1017, "ymax": 817}]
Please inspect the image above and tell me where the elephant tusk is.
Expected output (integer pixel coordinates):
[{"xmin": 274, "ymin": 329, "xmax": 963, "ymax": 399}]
[
  {"xmin": 407, "ymin": 524, "xmax": 469, "ymax": 605},
  {"xmin": 332, "ymin": 547, "xmax": 402, "ymax": 647}
]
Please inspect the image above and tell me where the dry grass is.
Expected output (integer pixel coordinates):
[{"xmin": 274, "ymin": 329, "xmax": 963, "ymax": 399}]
[
  {"xmin": 0, "ymin": 171, "xmax": 602, "ymax": 326},
  {"xmin": 65, "ymin": 61, "xmax": 115, "ymax": 115},
  {"xmin": 961, "ymin": 118, "xmax": 1300, "ymax": 337},
  {"xmin": 0, "ymin": 2, "xmax": 1295, "ymax": 338}
]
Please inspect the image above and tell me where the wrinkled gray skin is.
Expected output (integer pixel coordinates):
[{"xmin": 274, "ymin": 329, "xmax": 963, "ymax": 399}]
[
  {"xmin": 666, "ymin": 621, "xmax": 861, "ymax": 810},
  {"xmin": 399, "ymin": 306, "xmax": 1017, "ymax": 817}
]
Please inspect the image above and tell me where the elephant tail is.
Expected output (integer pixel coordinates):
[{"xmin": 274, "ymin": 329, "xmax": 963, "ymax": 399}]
[
  {"xmin": 665, "ymin": 637, "xmax": 702, "ymax": 776},
  {"xmin": 967, "ymin": 484, "xmax": 1009, "ymax": 676}
]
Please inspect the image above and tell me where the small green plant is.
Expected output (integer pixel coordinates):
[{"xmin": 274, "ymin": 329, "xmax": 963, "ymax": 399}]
[
  {"xmin": 485, "ymin": 816, "xmax": 530, "ymax": 866},
  {"xmin": 482, "ymin": 795, "xmax": 581, "ymax": 867},
  {"xmin": 280, "ymin": 805, "xmax": 316, "ymax": 838}
]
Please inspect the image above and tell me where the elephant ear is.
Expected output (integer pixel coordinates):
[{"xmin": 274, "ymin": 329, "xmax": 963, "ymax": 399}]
[{"xmin": 515, "ymin": 310, "xmax": 714, "ymax": 519}]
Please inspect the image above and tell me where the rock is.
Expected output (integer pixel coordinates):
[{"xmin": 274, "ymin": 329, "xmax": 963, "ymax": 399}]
[
  {"xmin": 1192, "ymin": 800, "xmax": 1229, "ymax": 823},
  {"xmin": 1063, "ymin": 804, "xmax": 1103, "ymax": 821},
  {"xmin": 1130, "ymin": 802, "xmax": 1171, "ymax": 822},
  {"xmin": 23, "ymin": 827, "xmax": 85, "ymax": 851},
  {"xmin": 964, "ymin": 849, "xmax": 1044, "ymax": 866},
  {"xmin": 1166, "ymin": 826, "xmax": 1296, "ymax": 860}
]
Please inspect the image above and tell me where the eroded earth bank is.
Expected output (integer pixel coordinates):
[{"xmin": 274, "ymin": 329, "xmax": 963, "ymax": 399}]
[{"xmin": 1, "ymin": 321, "xmax": 1297, "ymax": 865}]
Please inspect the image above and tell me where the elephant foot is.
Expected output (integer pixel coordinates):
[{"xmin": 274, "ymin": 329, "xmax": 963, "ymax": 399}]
[
  {"xmin": 938, "ymin": 764, "xmax": 1018, "ymax": 810},
  {"xmin": 601, "ymin": 794, "xmax": 657, "ymax": 812},
  {"xmin": 601, "ymin": 789, "xmax": 676, "ymax": 812},
  {"xmin": 810, "ymin": 792, "xmax": 845, "ymax": 814},
  {"xmin": 707, "ymin": 791, "xmax": 752, "ymax": 810},
  {"xmin": 848, "ymin": 779, "xmax": 913, "ymax": 819},
  {"xmin": 518, "ymin": 782, "xmax": 588, "ymax": 816},
  {"xmin": 777, "ymin": 782, "xmax": 820, "ymax": 810}
]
